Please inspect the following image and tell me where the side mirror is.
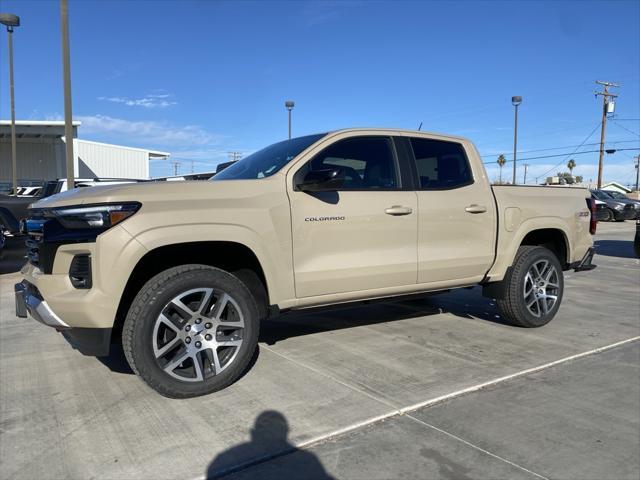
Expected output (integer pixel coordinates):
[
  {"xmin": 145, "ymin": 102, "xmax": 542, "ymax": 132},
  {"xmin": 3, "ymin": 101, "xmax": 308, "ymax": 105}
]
[{"xmin": 296, "ymin": 168, "xmax": 344, "ymax": 192}]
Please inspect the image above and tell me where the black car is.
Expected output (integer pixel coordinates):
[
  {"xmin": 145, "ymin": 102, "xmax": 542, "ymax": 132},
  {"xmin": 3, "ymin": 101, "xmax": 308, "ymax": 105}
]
[
  {"xmin": 591, "ymin": 190, "xmax": 636, "ymax": 221},
  {"xmin": 603, "ymin": 190, "xmax": 640, "ymax": 219},
  {"xmin": 635, "ymin": 220, "xmax": 640, "ymax": 258}
]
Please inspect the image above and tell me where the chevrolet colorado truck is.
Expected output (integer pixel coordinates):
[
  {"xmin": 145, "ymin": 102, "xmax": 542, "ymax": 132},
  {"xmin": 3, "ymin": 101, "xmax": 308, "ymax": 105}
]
[{"xmin": 15, "ymin": 129, "xmax": 597, "ymax": 398}]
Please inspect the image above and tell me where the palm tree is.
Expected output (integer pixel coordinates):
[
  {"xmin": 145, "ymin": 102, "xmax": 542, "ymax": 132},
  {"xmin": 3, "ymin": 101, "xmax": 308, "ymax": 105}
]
[
  {"xmin": 567, "ymin": 159, "xmax": 576, "ymax": 176},
  {"xmin": 497, "ymin": 154, "xmax": 507, "ymax": 183}
]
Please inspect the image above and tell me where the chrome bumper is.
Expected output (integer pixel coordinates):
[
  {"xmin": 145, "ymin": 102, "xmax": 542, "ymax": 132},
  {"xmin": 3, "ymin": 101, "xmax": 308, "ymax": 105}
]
[{"xmin": 14, "ymin": 281, "xmax": 70, "ymax": 329}]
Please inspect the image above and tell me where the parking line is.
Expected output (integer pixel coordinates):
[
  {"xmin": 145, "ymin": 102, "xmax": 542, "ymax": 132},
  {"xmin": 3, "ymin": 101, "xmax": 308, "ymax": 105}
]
[
  {"xmin": 406, "ymin": 414, "xmax": 550, "ymax": 480},
  {"xmin": 398, "ymin": 335, "xmax": 640, "ymax": 415},
  {"xmin": 200, "ymin": 336, "xmax": 639, "ymax": 479}
]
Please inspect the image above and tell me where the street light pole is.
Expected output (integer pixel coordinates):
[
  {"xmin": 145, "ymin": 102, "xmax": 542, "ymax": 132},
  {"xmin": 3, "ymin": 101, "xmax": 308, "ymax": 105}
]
[
  {"xmin": 60, "ymin": 0, "xmax": 75, "ymax": 189},
  {"xmin": 0, "ymin": 13, "xmax": 20, "ymax": 195},
  {"xmin": 285, "ymin": 100, "xmax": 294, "ymax": 139},
  {"xmin": 511, "ymin": 96, "xmax": 522, "ymax": 185}
]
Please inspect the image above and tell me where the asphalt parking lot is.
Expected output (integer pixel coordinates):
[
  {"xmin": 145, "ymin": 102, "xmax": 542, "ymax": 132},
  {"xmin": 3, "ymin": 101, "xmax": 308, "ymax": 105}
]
[{"xmin": 1, "ymin": 221, "xmax": 638, "ymax": 480}]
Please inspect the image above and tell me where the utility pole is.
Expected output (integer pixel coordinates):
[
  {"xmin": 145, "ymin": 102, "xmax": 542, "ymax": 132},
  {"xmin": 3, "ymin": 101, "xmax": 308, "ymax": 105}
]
[
  {"xmin": 61, "ymin": 0, "xmax": 75, "ymax": 190},
  {"xmin": 523, "ymin": 163, "xmax": 529, "ymax": 184},
  {"xmin": 171, "ymin": 160, "xmax": 180, "ymax": 176},
  {"xmin": 635, "ymin": 155, "xmax": 639, "ymax": 193},
  {"xmin": 190, "ymin": 160, "xmax": 194, "ymax": 174},
  {"xmin": 227, "ymin": 151, "xmax": 242, "ymax": 162},
  {"xmin": 595, "ymin": 80, "xmax": 619, "ymax": 189}
]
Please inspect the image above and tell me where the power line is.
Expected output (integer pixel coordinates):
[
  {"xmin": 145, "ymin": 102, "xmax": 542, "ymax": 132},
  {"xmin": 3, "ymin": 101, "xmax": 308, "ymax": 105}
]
[
  {"xmin": 611, "ymin": 120, "xmax": 640, "ymax": 138},
  {"xmin": 482, "ymin": 146, "xmax": 639, "ymax": 165},
  {"xmin": 480, "ymin": 139, "xmax": 638, "ymax": 159}
]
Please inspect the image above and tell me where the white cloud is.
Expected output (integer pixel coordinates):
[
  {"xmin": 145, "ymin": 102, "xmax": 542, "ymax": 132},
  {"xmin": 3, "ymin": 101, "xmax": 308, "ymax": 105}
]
[
  {"xmin": 75, "ymin": 114, "xmax": 220, "ymax": 147},
  {"xmin": 98, "ymin": 93, "xmax": 177, "ymax": 108}
]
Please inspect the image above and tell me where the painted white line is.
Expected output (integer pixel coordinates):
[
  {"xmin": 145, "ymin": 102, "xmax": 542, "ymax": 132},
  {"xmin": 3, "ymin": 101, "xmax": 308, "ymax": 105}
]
[
  {"xmin": 407, "ymin": 415, "xmax": 550, "ymax": 480},
  {"xmin": 398, "ymin": 335, "xmax": 640, "ymax": 414},
  {"xmin": 195, "ymin": 336, "xmax": 639, "ymax": 480},
  {"xmin": 262, "ymin": 344, "xmax": 399, "ymax": 410}
]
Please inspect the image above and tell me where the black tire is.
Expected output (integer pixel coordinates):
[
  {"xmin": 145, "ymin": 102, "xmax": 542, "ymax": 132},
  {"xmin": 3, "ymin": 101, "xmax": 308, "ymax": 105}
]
[
  {"xmin": 602, "ymin": 208, "xmax": 614, "ymax": 222},
  {"xmin": 122, "ymin": 264, "xmax": 260, "ymax": 398},
  {"xmin": 496, "ymin": 246, "xmax": 564, "ymax": 328}
]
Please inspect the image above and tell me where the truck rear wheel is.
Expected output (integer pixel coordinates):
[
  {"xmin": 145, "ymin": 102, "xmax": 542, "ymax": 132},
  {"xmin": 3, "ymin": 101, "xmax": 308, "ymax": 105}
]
[
  {"xmin": 122, "ymin": 264, "xmax": 259, "ymax": 398},
  {"xmin": 496, "ymin": 246, "xmax": 564, "ymax": 328}
]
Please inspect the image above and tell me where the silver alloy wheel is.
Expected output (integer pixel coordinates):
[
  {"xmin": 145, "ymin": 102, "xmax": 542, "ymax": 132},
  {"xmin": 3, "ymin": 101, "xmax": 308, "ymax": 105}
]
[
  {"xmin": 523, "ymin": 260, "xmax": 560, "ymax": 318},
  {"xmin": 152, "ymin": 287, "xmax": 245, "ymax": 382}
]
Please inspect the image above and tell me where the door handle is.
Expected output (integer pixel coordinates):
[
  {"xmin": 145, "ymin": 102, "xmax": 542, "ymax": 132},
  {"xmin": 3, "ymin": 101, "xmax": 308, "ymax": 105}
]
[
  {"xmin": 385, "ymin": 205, "xmax": 413, "ymax": 216},
  {"xmin": 465, "ymin": 204, "xmax": 487, "ymax": 214}
]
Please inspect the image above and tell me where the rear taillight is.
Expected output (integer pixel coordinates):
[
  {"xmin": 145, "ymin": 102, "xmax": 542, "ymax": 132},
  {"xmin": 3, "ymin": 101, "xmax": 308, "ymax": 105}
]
[{"xmin": 586, "ymin": 198, "xmax": 597, "ymax": 235}]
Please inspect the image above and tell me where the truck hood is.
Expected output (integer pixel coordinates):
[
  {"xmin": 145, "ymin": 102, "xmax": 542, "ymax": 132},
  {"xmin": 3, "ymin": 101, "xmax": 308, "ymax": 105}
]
[{"xmin": 31, "ymin": 179, "xmax": 277, "ymax": 209}]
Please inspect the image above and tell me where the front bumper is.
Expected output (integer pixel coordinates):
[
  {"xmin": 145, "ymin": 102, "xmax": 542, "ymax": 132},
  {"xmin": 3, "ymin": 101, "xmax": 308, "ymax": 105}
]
[
  {"xmin": 15, "ymin": 280, "xmax": 112, "ymax": 356},
  {"xmin": 613, "ymin": 209, "xmax": 636, "ymax": 221},
  {"xmin": 15, "ymin": 281, "xmax": 69, "ymax": 328}
]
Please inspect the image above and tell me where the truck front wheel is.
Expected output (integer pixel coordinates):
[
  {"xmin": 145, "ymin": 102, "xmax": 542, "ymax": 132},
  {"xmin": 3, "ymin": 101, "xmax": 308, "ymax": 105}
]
[
  {"xmin": 496, "ymin": 246, "xmax": 564, "ymax": 328},
  {"xmin": 122, "ymin": 264, "xmax": 259, "ymax": 398}
]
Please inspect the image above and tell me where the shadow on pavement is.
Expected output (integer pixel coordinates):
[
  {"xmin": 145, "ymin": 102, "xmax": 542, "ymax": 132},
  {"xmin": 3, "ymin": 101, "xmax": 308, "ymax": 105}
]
[
  {"xmin": 0, "ymin": 236, "xmax": 26, "ymax": 274},
  {"xmin": 206, "ymin": 410, "xmax": 335, "ymax": 479},
  {"xmin": 594, "ymin": 239, "xmax": 636, "ymax": 259},
  {"xmin": 260, "ymin": 287, "xmax": 506, "ymax": 346}
]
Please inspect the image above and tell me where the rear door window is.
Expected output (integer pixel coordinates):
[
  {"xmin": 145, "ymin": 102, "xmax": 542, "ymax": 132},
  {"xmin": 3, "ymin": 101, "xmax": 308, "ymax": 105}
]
[{"xmin": 409, "ymin": 138, "xmax": 473, "ymax": 190}]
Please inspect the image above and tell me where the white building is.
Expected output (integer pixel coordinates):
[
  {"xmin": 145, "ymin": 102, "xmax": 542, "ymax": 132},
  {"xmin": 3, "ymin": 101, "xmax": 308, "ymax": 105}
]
[{"xmin": 0, "ymin": 120, "xmax": 169, "ymax": 182}]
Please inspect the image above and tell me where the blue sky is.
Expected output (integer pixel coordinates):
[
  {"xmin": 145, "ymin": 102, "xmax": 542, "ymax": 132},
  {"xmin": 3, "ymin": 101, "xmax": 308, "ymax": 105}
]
[{"xmin": 0, "ymin": 0, "xmax": 638, "ymax": 184}]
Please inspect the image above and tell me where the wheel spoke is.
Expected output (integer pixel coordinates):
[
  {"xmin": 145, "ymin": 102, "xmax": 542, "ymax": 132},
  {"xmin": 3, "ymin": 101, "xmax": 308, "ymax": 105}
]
[
  {"xmin": 198, "ymin": 288, "xmax": 214, "ymax": 315},
  {"xmin": 163, "ymin": 351, "xmax": 190, "ymax": 375},
  {"xmin": 211, "ymin": 293, "xmax": 230, "ymax": 320},
  {"xmin": 539, "ymin": 297, "xmax": 549, "ymax": 315},
  {"xmin": 158, "ymin": 313, "xmax": 182, "ymax": 333},
  {"xmin": 154, "ymin": 336, "xmax": 181, "ymax": 358},
  {"xmin": 192, "ymin": 352, "xmax": 204, "ymax": 382},
  {"xmin": 217, "ymin": 339, "xmax": 242, "ymax": 348},
  {"xmin": 171, "ymin": 298, "xmax": 196, "ymax": 318},
  {"xmin": 212, "ymin": 348, "xmax": 222, "ymax": 374}
]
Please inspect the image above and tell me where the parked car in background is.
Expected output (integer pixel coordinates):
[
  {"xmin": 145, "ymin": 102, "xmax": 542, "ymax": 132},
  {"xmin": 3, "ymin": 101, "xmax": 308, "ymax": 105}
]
[
  {"xmin": 590, "ymin": 190, "xmax": 636, "ymax": 222},
  {"xmin": 594, "ymin": 199, "xmax": 610, "ymax": 222},
  {"xmin": 602, "ymin": 190, "xmax": 640, "ymax": 218},
  {"xmin": 17, "ymin": 186, "xmax": 43, "ymax": 197}
]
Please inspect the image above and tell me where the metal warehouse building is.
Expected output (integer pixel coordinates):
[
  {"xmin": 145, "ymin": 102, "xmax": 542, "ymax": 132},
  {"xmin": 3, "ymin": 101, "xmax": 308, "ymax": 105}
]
[{"xmin": 0, "ymin": 120, "xmax": 169, "ymax": 181}]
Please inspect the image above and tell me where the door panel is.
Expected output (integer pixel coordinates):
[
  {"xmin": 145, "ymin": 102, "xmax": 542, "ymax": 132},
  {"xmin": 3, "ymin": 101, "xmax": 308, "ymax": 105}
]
[
  {"xmin": 409, "ymin": 137, "xmax": 496, "ymax": 284},
  {"xmin": 416, "ymin": 185, "xmax": 495, "ymax": 283},
  {"xmin": 288, "ymin": 135, "xmax": 418, "ymax": 299},
  {"xmin": 290, "ymin": 190, "xmax": 418, "ymax": 297}
]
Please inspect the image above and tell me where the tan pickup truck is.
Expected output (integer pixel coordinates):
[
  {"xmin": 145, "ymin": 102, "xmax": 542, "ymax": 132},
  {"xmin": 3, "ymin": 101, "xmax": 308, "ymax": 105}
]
[{"xmin": 16, "ymin": 128, "xmax": 597, "ymax": 397}]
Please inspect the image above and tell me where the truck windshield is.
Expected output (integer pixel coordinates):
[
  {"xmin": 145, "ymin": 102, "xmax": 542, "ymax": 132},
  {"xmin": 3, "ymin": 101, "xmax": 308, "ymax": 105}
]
[{"xmin": 212, "ymin": 133, "xmax": 327, "ymax": 180}]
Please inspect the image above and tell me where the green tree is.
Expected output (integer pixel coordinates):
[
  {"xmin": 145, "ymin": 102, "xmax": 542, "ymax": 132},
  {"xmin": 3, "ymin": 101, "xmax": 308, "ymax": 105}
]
[
  {"xmin": 497, "ymin": 154, "xmax": 507, "ymax": 183},
  {"xmin": 567, "ymin": 159, "xmax": 576, "ymax": 175},
  {"xmin": 575, "ymin": 175, "xmax": 583, "ymax": 183}
]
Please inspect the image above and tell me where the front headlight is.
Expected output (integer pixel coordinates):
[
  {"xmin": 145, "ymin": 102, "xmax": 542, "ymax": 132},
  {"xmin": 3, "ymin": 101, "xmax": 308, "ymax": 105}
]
[
  {"xmin": 50, "ymin": 203, "xmax": 141, "ymax": 229},
  {"xmin": 613, "ymin": 204, "xmax": 624, "ymax": 210}
]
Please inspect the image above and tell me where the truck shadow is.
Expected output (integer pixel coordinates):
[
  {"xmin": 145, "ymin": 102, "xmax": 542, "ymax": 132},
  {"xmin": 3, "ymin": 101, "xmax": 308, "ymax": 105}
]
[
  {"xmin": 260, "ymin": 287, "xmax": 506, "ymax": 346},
  {"xmin": 594, "ymin": 239, "xmax": 637, "ymax": 259}
]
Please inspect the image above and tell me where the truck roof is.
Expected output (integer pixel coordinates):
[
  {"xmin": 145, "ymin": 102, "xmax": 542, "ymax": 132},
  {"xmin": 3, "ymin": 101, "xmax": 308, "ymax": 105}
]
[{"xmin": 327, "ymin": 127, "xmax": 471, "ymax": 144}]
